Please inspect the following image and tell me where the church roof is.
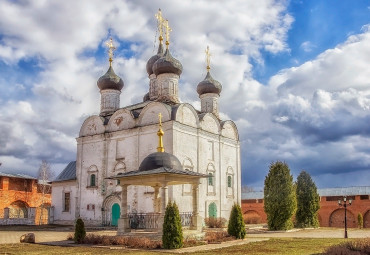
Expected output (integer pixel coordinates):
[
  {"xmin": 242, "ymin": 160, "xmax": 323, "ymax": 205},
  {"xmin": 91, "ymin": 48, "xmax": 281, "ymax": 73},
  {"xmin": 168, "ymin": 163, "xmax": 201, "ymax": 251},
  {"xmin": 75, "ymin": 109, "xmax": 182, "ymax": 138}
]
[
  {"xmin": 139, "ymin": 152, "xmax": 183, "ymax": 172},
  {"xmin": 112, "ymin": 167, "xmax": 208, "ymax": 178},
  {"xmin": 53, "ymin": 161, "xmax": 76, "ymax": 182},
  {"xmin": 0, "ymin": 172, "xmax": 36, "ymax": 180}
]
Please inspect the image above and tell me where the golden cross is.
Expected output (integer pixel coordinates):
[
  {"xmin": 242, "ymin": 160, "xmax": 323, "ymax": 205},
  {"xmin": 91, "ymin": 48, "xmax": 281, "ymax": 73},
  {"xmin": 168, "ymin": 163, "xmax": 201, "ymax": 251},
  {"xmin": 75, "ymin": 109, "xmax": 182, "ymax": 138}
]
[
  {"xmin": 205, "ymin": 45, "xmax": 211, "ymax": 71},
  {"xmin": 158, "ymin": 112, "xmax": 162, "ymax": 126},
  {"xmin": 164, "ymin": 19, "xmax": 172, "ymax": 48},
  {"xmin": 155, "ymin": 9, "xmax": 164, "ymax": 42},
  {"xmin": 106, "ymin": 38, "xmax": 116, "ymax": 65}
]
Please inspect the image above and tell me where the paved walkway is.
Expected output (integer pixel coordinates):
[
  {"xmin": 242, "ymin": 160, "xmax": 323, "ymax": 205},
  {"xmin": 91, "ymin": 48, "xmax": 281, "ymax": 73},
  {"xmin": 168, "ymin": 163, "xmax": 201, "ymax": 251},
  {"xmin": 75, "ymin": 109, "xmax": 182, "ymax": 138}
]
[
  {"xmin": 1, "ymin": 226, "xmax": 369, "ymax": 253},
  {"xmin": 246, "ymin": 227, "xmax": 370, "ymax": 239}
]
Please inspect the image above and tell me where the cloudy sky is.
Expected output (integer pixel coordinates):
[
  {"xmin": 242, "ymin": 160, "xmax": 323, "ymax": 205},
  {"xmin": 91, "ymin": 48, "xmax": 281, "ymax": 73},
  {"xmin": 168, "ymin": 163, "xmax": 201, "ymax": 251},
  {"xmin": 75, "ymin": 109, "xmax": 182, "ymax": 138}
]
[{"xmin": 0, "ymin": 0, "xmax": 369, "ymax": 190}]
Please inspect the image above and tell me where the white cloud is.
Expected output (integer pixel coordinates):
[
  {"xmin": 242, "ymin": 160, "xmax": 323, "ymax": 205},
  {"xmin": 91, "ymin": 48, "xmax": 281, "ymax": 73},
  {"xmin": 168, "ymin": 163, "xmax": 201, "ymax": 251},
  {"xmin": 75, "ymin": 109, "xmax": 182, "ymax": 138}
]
[
  {"xmin": 0, "ymin": 0, "xmax": 369, "ymax": 189},
  {"xmin": 0, "ymin": 0, "xmax": 292, "ymax": 178},
  {"xmin": 300, "ymin": 41, "xmax": 315, "ymax": 52}
]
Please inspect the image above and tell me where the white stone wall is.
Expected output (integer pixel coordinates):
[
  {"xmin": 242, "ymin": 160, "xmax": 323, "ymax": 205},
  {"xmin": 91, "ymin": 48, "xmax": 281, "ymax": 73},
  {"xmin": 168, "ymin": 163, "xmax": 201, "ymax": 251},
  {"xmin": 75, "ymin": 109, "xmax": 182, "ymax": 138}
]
[
  {"xmin": 155, "ymin": 73, "xmax": 180, "ymax": 103},
  {"xmin": 51, "ymin": 180, "xmax": 77, "ymax": 225},
  {"xmin": 100, "ymin": 89, "xmax": 121, "ymax": 116},
  {"xmin": 55, "ymin": 101, "xmax": 240, "ymax": 226},
  {"xmin": 200, "ymin": 93, "xmax": 220, "ymax": 117}
]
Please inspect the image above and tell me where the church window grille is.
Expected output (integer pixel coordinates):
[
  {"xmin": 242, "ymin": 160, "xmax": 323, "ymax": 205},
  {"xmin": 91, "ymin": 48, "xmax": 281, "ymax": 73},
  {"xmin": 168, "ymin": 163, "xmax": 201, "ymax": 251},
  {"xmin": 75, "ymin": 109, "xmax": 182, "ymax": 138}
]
[
  {"xmin": 227, "ymin": 175, "xmax": 232, "ymax": 188},
  {"xmin": 208, "ymin": 173, "xmax": 214, "ymax": 186},
  {"xmin": 63, "ymin": 192, "xmax": 70, "ymax": 212},
  {"xmin": 90, "ymin": 174, "xmax": 96, "ymax": 187}
]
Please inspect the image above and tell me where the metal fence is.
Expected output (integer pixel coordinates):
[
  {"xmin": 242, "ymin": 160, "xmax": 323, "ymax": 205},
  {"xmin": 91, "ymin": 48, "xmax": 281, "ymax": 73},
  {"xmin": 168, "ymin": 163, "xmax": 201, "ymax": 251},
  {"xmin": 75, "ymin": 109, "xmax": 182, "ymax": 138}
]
[
  {"xmin": 128, "ymin": 213, "xmax": 160, "ymax": 229},
  {"xmin": 180, "ymin": 212, "xmax": 193, "ymax": 227}
]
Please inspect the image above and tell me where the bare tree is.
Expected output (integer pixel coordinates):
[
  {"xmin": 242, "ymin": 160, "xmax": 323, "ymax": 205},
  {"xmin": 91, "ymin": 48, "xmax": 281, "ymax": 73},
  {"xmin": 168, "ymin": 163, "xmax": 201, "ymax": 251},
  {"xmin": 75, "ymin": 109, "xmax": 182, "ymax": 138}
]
[
  {"xmin": 37, "ymin": 160, "xmax": 54, "ymax": 225},
  {"xmin": 241, "ymin": 185, "xmax": 255, "ymax": 193}
]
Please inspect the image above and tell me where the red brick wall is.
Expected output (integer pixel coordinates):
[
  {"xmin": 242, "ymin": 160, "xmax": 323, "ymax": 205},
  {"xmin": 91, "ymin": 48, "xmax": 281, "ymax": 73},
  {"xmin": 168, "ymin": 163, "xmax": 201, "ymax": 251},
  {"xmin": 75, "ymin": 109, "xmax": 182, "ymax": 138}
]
[
  {"xmin": 0, "ymin": 177, "xmax": 52, "ymax": 221},
  {"xmin": 242, "ymin": 195, "xmax": 370, "ymax": 228}
]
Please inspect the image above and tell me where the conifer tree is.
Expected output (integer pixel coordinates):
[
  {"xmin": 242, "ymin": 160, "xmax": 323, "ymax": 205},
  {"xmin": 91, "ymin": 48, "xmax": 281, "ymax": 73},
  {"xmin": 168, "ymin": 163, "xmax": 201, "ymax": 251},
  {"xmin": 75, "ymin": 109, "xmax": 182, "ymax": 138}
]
[
  {"xmin": 295, "ymin": 170, "xmax": 320, "ymax": 228},
  {"xmin": 357, "ymin": 213, "xmax": 363, "ymax": 229},
  {"xmin": 74, "ymin": 218, "xmax": 86, "ymax": 243},
  {"xmin": 162, "ymin": 201, "xmax": 183, "ymax": 249},
  {"xmin": 227, "ymin": 203, "xmax": 246, "ymax": 239},
  {"xmin": 264, "ymin": 161, "xmax": 297, "ymax": 230}
]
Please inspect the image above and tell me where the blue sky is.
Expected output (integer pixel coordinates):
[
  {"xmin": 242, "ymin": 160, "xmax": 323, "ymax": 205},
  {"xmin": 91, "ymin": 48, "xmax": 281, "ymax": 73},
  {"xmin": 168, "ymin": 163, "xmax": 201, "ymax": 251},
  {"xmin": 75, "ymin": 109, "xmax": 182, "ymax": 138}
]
[{"xmin": 0, "ymin": 0, "xmax": 369, "ymax": 190}]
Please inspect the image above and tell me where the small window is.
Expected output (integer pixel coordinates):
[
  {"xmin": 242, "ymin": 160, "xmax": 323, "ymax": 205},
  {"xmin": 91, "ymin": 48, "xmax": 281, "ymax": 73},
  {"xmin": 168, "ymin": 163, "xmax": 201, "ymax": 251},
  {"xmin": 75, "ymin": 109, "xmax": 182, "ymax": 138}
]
[
  {"xmin": 63, "ymin": 192, "xmax": 70, "ymax": 212},
  {"xmin": 208, "ymin": 173, "xmax": 214, "ymax": 186},
  {"xmin": 227, "ymin": 175, "xmax": 232, "ymax": 188},
  {"xmin": 90, "ymin": 174, "xmax": 96, "ymax": 187}
]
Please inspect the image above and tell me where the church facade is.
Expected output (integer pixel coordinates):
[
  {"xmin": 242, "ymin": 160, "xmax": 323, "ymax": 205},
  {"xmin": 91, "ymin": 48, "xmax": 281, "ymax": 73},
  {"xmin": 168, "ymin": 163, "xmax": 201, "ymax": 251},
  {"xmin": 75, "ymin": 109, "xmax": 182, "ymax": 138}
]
[{"xmin": 52, "ymin": 12, "xmax": 241, "ymax": 227}]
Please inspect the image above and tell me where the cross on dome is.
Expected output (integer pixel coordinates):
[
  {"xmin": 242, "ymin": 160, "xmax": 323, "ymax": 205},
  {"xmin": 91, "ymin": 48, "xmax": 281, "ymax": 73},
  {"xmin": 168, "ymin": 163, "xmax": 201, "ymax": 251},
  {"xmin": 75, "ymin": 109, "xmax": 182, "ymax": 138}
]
[
  {"xmin": 106, "ymin": 38, "xmax": 116, "ymax": 66},
  {"xmin": 155, "ymin": 9, "xmax": 165, "ymax": 42},
  {"xmin": 164, "ymin": 19, "xmax": 172, "ymax": 48},
  {"xmin": 157, "ymin": 112, "xmax": 165, "ymax": 152},
  {"xmin": 205, "ymin": 45, "xmax": 211, "ymax": 71}
]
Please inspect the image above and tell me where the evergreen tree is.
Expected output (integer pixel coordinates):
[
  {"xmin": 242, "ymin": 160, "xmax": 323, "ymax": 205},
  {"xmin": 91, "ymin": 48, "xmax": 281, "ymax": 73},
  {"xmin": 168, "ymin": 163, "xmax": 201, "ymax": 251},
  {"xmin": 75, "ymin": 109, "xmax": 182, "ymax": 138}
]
[
  {"xmin": 227, "ymin": 203, "xmax": 246, "ymax": 239},
  {"xmin": 264, "ymin": 161, "xmax": 297, "ymax": 230},
  {"xmin": 162, "ymin": 201, "xmax": 183, "ymax": 249},
  {"xmin": 357, "ymin": 213, "xmax": 363, "ymax": 229},
  {"xmin": 74, "ymin": 218, "xmax": 86, "ymax": 243},
  {"xmin": 295, "ymin": 171, "xmax": 320, "ymax": 228}
]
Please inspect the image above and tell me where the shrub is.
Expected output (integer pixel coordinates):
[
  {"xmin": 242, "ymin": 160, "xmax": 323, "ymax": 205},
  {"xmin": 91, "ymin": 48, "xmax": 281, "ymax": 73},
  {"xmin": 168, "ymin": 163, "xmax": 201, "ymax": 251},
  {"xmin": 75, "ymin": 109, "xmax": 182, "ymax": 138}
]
[
  {"xmin": 74, "ymin": 218, "xmax": 86, "ymax": 243},
  {"xmin": 325, "ymin": 238, "xmax": 370, "ymax": 255},
  {"xmin": 82, "ymin": 234, "xmax": 161, "ymax": 249},
  {"xmin": 204, "ymin": 217, "xmax": 227, "ymax": 228},
  {"xmin": 264, "ymin": 161, "xmax": 296, "ymax": 230},
  {"xmin": 162, "ymin": 201, "xmax": 183, "ymax": 249},
  {"xmin": 205, "ymin": 231, "xmax": 234, "ymax": 243},
  {"xmin": 244, "ymin": 215, "xmax": 261, "ymax": 224},
  {"xmin": 227, "ymin": 203, "xmax": 246, "ymax": 239},
  {"xmin": 358, "ymin": 213, "xmax": 363, "ymax": 229}
]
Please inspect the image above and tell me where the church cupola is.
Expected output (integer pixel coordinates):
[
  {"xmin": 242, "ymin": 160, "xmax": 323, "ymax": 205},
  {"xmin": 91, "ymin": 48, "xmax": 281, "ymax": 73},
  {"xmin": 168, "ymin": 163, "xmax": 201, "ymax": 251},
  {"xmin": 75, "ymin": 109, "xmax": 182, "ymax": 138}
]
[
  {"xmin": 97, "ymin": 38, "xmax": 124, "ymax": 117},
  {"xmin": 197, "ymin": 46, "xmax": 222, "ymax": 117},
  {"xmin": 150, "ymin": 15, "xmax": 182, "ymax": 104}
]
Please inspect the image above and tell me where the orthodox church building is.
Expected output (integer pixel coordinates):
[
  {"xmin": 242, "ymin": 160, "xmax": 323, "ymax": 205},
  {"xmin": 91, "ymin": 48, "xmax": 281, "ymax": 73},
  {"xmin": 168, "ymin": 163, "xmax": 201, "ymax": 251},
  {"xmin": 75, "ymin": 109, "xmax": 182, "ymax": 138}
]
[{"xmin": 52, "ymin": 11, "xmax": 241, "ymax": 231}]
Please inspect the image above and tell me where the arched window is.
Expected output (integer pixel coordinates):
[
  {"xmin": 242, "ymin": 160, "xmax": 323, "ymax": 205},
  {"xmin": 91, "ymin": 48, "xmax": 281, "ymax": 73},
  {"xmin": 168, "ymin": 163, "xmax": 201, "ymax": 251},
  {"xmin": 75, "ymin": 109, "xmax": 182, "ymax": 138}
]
[
  {"xmin": 226, "ymin": 167, "xmax": 234, "ymax": 198},
  {"xmin": 207, "ymin": 163, "xmax": 216, "ymax": 196},
  {"xmin": 227, "ymin": 175, "xmax": 232, "ymax": 188},
  {"xmin": 208, "ymin": 173, "xmax": 214, "ymax": 186},
  {"xmin": 90, "ymin": 174, "xmax": 96, "ymax": 187},
  {"xmin": 87, "ymin": 165, "xmax": 98, "ymax": 188}
]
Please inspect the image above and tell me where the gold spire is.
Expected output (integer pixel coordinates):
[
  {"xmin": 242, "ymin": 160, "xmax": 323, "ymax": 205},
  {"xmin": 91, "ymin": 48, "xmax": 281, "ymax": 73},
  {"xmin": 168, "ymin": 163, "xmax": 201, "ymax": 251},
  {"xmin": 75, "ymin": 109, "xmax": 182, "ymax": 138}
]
[
  {"xmin": 205, "ymin": 45, "xmax": 211, "ymax": 71},
  {"xmin": 155, "ymin": 8, "xmax": 164, "ymax": 43},
  {"xmin": 106, "ymin": 38, "xmax": 116, "ymax": 66},
  {"xmin": 164, "ymin": 19, "xmax": 172, "ymax": 49},
  {"xmin": 157, "ymin": 113, "xmax": 165, "ymax": 152}
]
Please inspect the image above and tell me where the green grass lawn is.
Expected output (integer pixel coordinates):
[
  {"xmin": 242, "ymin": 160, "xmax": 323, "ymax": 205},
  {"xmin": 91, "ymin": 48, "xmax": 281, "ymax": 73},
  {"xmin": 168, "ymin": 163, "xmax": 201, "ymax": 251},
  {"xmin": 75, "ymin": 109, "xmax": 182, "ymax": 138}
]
[{"xmin": 0, "ymin": 238, "xmax": 348, "ymax": 255}]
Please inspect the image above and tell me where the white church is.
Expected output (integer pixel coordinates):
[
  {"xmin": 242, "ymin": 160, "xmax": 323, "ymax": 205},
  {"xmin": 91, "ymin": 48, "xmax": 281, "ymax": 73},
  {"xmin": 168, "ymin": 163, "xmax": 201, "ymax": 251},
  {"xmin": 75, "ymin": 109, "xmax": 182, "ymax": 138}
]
[{"xmin": 52, "ymin": 11, "xmax": 241, "ymax": 234}]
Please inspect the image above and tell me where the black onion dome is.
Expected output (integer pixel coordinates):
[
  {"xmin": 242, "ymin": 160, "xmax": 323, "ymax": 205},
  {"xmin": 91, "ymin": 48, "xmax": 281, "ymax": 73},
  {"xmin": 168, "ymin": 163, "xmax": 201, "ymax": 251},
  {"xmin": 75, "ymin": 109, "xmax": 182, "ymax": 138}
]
[
  {"xmin": 197, "ymin": 71, "xmax": 222, "ymax": 96},
  {"xmin": 146, "ymin": 43, "xmax": 164, "ymax": 75},
  {"xmin": 139, "ymin": 152, "xmax": 183, "ymax": 172},
  {"xmin": 153, "ymin": 49, "xmax": 183, "ymax": 76},
  {"xmin": 97, "ymin": 66, "xmax": 124, "ymax": 91}
]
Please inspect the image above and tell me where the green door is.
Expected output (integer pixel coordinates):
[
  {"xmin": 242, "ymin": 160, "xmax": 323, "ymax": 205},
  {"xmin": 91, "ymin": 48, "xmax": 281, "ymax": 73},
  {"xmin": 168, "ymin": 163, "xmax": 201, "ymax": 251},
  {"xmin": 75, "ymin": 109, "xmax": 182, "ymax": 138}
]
[
  {"xmin": 111, "ymin": 203, "xmax": 120, "ymax": 226},
  {"xmin": 209, "ymin": 202, "xmax": 217, "ymax": 218}
]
